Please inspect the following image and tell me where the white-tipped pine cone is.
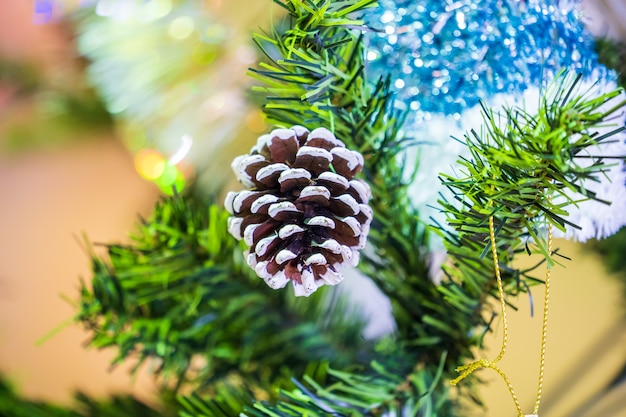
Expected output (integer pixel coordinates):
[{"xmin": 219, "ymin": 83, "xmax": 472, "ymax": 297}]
[{"xmin": 225, "ymin": 126, "xmax": 373, "ymax": 297}]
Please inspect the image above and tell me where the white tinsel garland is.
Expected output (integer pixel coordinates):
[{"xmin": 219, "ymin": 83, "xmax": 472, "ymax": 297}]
[{"xmin": 409, "ymin": 77, "xmax": 626, "ymax": 244}]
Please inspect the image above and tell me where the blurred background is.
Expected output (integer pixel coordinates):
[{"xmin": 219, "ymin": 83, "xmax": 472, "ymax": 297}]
[{"xmin": 0, "ymin": 1, "xmax": 625, "ymax": 416}]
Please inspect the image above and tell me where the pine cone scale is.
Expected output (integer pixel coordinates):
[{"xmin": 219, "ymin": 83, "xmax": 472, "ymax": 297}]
[
  {"xmin": 256, "ymin": 163, "xmax": 289, "ymax": 187},
  {"xmin": 293, "ymin": 146, "xmax": 333, "ymax": 174},
  {"xmin": 316, "ymin": 172, "xmax": 349, "ymax": 193},
  {"xmin": 267, "ymin": 129, "xmax": 300, "ymax": 164}
]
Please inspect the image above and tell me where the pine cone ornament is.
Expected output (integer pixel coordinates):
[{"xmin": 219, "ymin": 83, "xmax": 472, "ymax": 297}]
[{"xmin": 225, "ymin": 126, "xmax": 372, "ymax": 297}]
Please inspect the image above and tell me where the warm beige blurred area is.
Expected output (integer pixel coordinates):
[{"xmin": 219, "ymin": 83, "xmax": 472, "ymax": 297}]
[
  {"xmin": 0, "ymin": 1, "xmax": 624, "ymax": 416},
  {"xmin": 0, "ymin": 138, "xmax": 161, "ymax": 405},
  {"xmin": 0, "ymin": 1, "xmax": 161, "ymax": 407},
  {"xmin": 475, "ymin": 241, "xmax": 626, "ymax": 417}
]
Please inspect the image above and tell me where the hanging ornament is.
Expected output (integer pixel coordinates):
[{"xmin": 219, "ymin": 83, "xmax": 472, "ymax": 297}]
[
  {"xmin": 225, "ymin": 126, "xmax": 373, "ymax": 297},
  {"xmin": 363, "ymin": 0, "xmax": 626, "ymax": 243}
]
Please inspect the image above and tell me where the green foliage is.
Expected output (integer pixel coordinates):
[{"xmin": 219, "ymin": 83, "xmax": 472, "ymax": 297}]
[
  {"xmin": 250, "ymin": 0, "xmax": 389, "ymax": 151},
  {"xmin": 76, "ymin": 192, "xmax": 371, "ymax": 397},
  {"xmin": 244, "ymin": 0, "xmax": 457, "ymax": 415},
  {"xmin": 0, "ymin": 374, "xmax": 174, "ymax": 417},
  {"xmin": 244, "ymin": 5, "xmax": 626, "ymax": 411},
  {"xmin": 249, "ymin": 356, "xmax": 451, "ymax": 417},
  {"xmin": 181, "ymin": 358, "xmax": 452, "ymax": 417},
  {"xmin": 76, "ymin": 0, "xmax": 451, "ymax": 414},
  {"xmin": 178, "ymin": 384, "xmax": 260, "ymax": 417},
  {"xmin": 435, "ymin": 71, "xmax": 626, "ymax": 363}
]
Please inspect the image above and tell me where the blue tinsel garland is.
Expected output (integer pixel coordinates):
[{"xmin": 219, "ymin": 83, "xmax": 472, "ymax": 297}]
[{"xmin": 364, "ymin": 0, "xmax": 610, "ymax": 121}]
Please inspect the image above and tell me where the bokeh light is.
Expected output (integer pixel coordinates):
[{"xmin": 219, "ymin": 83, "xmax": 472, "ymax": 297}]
[
  {"xmin": 156, "ymin": 162, "xmax": 178, "ymax": 187},
  {"xmin": 133, "ymin": 142, "xmax": 194, "ymax": 194},
  {"xmin": 156, "ymin": 162, "xmax": 187, "ymax": 195},
  {"xmin": 169, "ymin": 134, "xmax": 193, "ymax": 165},
  {"xmin": 192, "ymin": 44, "xmax": 217, "ymax": 65},
  {"xmin": 245, "ymin": 109, "xmax": 267, "ymax": 133},
  {"xmin": 168, "ymin": 16, "xmax": 195, "ymax": 40},
  {"xmin": 134, "ymin": 149, "xmax": 165, "ymax": 180},
  {"xmin": 33, "ymin": 0, "xmax": 56, "ymax": 25}
]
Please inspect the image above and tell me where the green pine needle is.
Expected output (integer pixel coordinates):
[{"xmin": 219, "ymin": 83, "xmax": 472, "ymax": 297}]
[
  {"xmin": 435, "ymin": 70, "xmax": 626, "ymax": 369},
  {"xmin": 75, "ymin": 192, "xmax": 371, "ymax": 396}
]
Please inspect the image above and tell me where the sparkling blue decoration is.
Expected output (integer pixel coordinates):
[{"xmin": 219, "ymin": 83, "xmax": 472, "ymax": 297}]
[
  {"xmin": 364, "ymin": 0, "xmax": 626, "ymax": 245},
  {"xmin": 364, "ymin": 0, "xmax": 610, "ymax": 121}
]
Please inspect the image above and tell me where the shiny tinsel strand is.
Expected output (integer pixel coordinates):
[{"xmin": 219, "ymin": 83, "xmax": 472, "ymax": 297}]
[{"xmin": 364, "ymin": 0, "xmax": 609, "ymax": 122}]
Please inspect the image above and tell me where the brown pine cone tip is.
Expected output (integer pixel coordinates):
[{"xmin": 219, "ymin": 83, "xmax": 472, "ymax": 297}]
[{"xmin": 225, "ymin": 126, "xmax": 373, "ymax": 297}]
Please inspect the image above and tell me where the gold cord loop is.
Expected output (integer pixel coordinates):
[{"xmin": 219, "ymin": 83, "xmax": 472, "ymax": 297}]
[{"xmin": 450, "ymin": 197, "xmax": 553, "ymax": 417}]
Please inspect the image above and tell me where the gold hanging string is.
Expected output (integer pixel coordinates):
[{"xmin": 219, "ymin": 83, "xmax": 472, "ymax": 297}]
[
  {"xmin": 450, "ymin": 212, "xmax": 523, "ymax": 416},
  {"xmin": 533, "ymin": 196, "xmax": 553, "ymax": 415},
  {"xmin": 450, "ymin": 197, "xmax": 553, "ymax": 417}
]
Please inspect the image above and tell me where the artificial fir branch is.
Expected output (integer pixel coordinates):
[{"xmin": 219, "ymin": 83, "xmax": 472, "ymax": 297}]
[
  {"xmin": 176, "ymin": 67, "xmax": 626, "ymax": 416},
  {"xmin": 250, "ymin": 3, "xmax": 513, "ymax": 407},
  {"xmin": 75, "ymin": 193, "xmax": 371, "ymax": 395},
  {"xmin": 438, "ymin": 71, "xmax": 625, "ymax": 283},
  {"xmin": 249, "ymin": 0, "xmax": 436, "ymax": 350},
  {"xmin": 245, "ymin": 1, "xmax": 457, "ymax": 415},
  {"xmin": 180, "ymin": 357, "xmax": 451, "ymax": 417},
  {"xmin": 436, "ymin": 70, "xmax": 626, "ymax": 384},
  {"xmin": 246, "ymin": 9, "xmax": 626, "ymax": 410}
]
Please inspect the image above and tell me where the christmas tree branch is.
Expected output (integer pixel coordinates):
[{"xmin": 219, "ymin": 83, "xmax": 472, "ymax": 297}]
[
  {"xmin": 180, "ymin": 355, "xmax": 452, "ymax": 417},
  {"xmin": 71, "ymin": 1, "xmax": 626, "ymax": 416},
  {"xmin": 241, "ymin": 1, "xmax": 455, "ymax": 415},
  {"xmin": 244, "ymin": 18, "xmax": 626, "ymax": 409},
  {"xmin": 436, "ymin": 71, "xmax": 626, "ymax": 367},
  {"xmin": 75, "ymin": 193, "xmax": 371, "ymax": 393},
  {"xmin": 249, "ymin": 0, "xmax": 436, "ymax": 349}
]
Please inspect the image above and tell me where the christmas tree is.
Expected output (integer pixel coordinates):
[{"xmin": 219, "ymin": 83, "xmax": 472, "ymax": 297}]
[{"xmin": 2, "ymin": 1, "xmax": 626, "ymax": 416}]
